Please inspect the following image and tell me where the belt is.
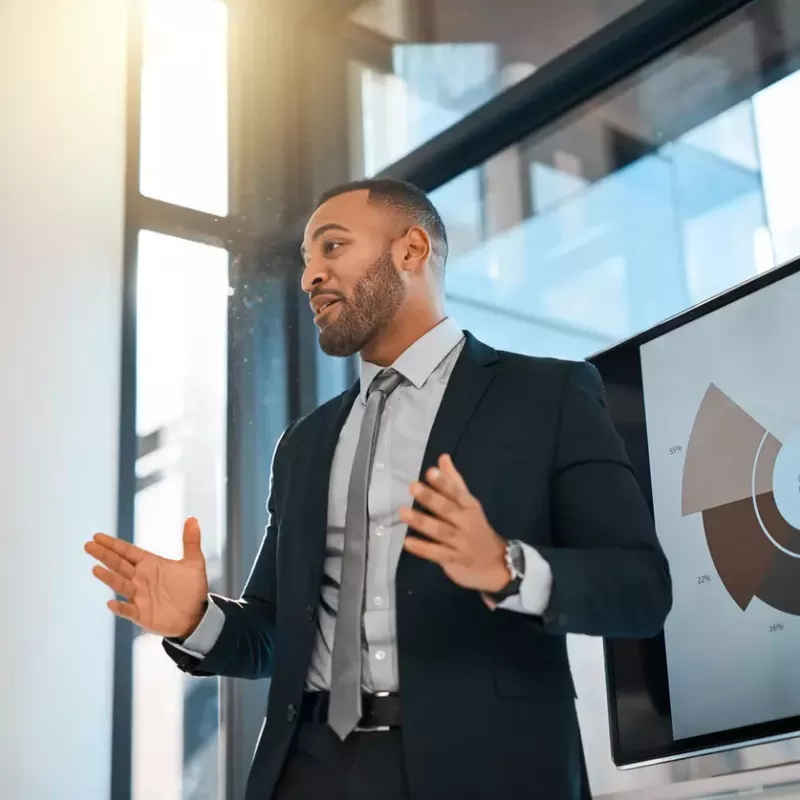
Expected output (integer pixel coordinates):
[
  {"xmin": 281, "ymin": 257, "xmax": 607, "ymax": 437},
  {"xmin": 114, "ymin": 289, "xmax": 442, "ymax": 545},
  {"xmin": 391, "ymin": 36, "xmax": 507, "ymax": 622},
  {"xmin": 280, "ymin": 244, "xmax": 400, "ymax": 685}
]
[{"xmin": 299, "ymin": 691, "xmax": 401, "ymax": 732}]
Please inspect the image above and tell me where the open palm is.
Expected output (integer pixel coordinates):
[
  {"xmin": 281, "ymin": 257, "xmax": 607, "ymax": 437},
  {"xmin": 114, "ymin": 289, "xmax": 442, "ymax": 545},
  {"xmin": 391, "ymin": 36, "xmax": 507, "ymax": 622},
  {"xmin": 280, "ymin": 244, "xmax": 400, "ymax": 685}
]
[{"xmin": 85, "ymin": 517, "xmax": 209, "ymax": 638}]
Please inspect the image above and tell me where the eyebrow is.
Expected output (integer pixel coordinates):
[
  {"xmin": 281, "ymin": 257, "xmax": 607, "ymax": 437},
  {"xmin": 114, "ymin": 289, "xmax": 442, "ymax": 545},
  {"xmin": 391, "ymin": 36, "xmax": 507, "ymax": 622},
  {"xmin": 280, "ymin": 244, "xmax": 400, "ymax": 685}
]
[{"xmin": 300, "ymin": 223, "xmax": 351, "ymax": 258}]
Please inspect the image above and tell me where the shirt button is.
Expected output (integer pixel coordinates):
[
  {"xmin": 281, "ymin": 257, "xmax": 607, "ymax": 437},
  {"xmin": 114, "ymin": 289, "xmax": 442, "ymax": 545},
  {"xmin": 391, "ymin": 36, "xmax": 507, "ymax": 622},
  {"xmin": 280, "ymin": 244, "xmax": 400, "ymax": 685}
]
[
  {"xmin": 375, "ymin": 650, "xmax": 386, "ymax": 661},
  {"xmin": 374, "ymin": 597, "xmax": 383, "ymax": 607},
  {"xmin": 374, "ymin": 462, "xmax": 384, "ymax": 472},
  {"xmin": 375, "ymin": 526, "xmax": 384, "ymax": 536}
]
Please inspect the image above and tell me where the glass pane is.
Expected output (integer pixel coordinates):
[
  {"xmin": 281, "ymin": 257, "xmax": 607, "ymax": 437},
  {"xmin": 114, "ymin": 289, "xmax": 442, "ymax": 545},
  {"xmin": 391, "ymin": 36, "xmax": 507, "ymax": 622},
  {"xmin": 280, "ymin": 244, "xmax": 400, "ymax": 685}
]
[
  {"xmin": 133, "ymin": 231, "xmax": 229, "ymax": 800},
  {"xmin": 348, "ymin": 0, "xmax": 644, "ymax": 175},
  {"xmin": 430, "ymin": 0, "xmax": 800, "ymax": 363},
  {"xmin": 140, "ymin": 0, "xmax": 229, "ymax": 215}
]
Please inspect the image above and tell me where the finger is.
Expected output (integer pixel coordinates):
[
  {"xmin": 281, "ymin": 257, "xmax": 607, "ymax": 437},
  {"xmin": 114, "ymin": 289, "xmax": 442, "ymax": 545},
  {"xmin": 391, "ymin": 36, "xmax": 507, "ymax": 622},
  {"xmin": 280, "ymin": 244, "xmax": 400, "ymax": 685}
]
[
  {"xmin": 409, "ymin": 481, "xmax": 460, "ymax": 523},
  {"xmin": 425, "ymin": 455, "xmax": 475, "ymax": 508},
  {"xmin": 84, "ymin": 541, "xmax": 136, "ymax": 579},
  {"xmin": 92, "ymin": 564, "xmax": 135, "ymax": 599},
  {"xmin": 182, "ymin": 517, "xmax": 203, "ymax": 563},
  {"xmin": 399, "ymin": 506, "xmax": 458, "ymax": 546},
  {"xmin": 91, "ymin": 533, "xmax": 146, "ymax": 566},
  {"xmin": 403, "ymin": 534, "xmax": 459, "ymax": 565},
  {"xmin": 439, "ymin": 454, "xmax": 478, "ymax": 506},
  {"xmin": 108, "ymin": 598, "xmax": 139, "ymax": 623}
]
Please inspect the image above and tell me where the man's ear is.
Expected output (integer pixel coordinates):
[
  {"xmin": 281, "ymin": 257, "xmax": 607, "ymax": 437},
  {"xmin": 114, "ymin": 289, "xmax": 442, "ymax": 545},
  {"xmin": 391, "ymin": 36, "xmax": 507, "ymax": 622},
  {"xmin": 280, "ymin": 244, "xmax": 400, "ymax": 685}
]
[{"xmin": 397, "ymin": 226, "xmax": 432, "ymax": 272}]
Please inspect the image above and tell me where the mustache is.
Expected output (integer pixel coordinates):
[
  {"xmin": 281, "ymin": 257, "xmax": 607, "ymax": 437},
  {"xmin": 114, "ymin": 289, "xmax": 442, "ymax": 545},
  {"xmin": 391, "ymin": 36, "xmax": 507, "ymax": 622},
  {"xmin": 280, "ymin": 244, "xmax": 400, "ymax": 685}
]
[{"xmin": 309, "ymin": 289, "xmax": 346, "ymax": 303}]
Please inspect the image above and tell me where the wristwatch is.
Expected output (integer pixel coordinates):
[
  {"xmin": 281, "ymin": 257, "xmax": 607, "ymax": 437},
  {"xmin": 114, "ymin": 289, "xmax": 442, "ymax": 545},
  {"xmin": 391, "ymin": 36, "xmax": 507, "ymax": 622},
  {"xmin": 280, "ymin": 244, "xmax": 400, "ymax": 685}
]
[{"xmin": 488, "ymin": 539, "xmax": 526, "ymax": 603}]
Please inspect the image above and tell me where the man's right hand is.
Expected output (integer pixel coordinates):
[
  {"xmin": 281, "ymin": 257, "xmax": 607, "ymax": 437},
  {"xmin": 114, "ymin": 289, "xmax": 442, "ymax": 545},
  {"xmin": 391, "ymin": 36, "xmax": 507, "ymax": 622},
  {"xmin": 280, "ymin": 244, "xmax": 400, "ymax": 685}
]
[{"xmin": 85, "ymin": 516, "xmax": 209, "ymax": 639}]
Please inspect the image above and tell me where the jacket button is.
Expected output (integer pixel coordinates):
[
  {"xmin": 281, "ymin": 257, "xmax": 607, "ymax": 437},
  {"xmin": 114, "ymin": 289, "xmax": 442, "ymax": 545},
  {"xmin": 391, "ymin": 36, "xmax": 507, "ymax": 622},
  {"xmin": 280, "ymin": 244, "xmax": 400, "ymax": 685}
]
[
  {"xmin": 306, "ymin": 604, "xmax": 315, "ymax": 621},
  {"xmin": 286, "ymin": 704, "xmax": 297, "ymax": 722}
]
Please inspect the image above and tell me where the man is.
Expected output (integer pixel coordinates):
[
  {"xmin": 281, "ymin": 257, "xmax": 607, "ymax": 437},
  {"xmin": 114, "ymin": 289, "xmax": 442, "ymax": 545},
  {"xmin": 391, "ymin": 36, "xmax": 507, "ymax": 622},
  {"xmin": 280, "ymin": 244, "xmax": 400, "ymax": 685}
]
[{"xmin": 86, "ymin": 179, "xmax": 672, "ymax": 799}]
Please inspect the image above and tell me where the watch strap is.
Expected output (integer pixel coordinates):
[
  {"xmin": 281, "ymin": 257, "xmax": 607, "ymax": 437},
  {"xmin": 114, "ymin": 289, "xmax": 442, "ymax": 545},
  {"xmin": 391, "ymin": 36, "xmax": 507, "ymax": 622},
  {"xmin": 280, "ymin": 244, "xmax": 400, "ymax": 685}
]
[{"xmin": 488, "ymin": 575, "xmax": 523, "ymax": 603}]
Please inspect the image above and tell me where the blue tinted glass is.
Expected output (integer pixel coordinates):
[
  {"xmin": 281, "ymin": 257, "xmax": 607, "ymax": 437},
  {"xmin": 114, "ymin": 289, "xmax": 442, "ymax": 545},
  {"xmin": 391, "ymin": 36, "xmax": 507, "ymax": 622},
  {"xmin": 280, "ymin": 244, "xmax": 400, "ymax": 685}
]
[
  {"xmin": 349, "ymin": 0, "xmax": 644, "ymax": 176},
  {"xmin": 431, "ymin": 0, "xmax": 800, "ymax": 361}
]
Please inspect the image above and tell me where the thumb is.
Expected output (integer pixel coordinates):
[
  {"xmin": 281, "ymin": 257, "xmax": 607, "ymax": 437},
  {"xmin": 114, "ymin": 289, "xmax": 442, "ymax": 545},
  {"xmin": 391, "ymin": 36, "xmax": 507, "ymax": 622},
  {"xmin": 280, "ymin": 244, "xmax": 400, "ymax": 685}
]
[{"xmin": 182, "ymin": 517, "xmax": 204, "ymax": 563}]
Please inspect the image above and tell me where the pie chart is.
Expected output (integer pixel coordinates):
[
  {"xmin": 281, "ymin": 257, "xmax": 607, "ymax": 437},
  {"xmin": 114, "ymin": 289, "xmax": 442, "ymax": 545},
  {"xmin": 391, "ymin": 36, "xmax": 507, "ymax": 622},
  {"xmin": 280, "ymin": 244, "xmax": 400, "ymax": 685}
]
[{"xmin": 682, "ymin": 384, "xmax": 800, "ymax": 614}]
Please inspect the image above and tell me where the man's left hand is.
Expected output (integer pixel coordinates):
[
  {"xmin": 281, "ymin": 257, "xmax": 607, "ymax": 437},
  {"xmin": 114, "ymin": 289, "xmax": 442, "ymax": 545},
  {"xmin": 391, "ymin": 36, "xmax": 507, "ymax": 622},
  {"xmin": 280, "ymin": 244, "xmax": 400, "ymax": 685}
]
[{"xmin": 400, "ymin": 454, "xmax": 511, "ymax": 593}]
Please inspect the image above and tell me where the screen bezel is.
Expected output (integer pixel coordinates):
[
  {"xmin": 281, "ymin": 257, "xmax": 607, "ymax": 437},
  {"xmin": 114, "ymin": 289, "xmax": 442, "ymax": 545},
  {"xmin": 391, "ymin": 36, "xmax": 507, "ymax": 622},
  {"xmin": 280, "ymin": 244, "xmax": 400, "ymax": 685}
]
[{"xmin": 588, "ymin": 254, "xmax": 800, "ymax": 769}]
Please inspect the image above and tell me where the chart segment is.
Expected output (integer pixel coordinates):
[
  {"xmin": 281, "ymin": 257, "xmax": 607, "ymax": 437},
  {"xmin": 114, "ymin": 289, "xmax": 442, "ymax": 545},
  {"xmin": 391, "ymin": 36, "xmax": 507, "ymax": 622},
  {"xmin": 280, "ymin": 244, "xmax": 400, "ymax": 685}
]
[{"xmin": 681, "ymin": 384, "xmax": 800, "ymax": 613}]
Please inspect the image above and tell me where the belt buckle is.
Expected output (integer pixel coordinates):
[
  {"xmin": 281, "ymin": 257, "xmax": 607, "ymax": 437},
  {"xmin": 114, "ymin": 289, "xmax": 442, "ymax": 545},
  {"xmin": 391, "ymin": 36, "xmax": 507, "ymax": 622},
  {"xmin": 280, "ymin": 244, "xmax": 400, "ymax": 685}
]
[{"xmin": 354, "ymin": 691, "xmax": 392, "ymax": 733}]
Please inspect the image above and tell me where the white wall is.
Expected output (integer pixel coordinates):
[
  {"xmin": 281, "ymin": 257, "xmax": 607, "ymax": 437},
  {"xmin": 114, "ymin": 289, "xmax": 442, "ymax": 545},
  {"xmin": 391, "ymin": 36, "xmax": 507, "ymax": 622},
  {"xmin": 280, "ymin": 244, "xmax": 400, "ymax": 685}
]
[{"xmin": 0, "ymin": 1, "xmax": 127, "ymax": 798}]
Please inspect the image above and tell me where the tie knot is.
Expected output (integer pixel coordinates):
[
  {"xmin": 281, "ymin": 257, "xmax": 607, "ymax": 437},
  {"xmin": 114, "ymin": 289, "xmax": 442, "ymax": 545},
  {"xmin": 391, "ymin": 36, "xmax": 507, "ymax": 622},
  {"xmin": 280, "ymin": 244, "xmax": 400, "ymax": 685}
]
[{"xmin": 367, "ymin": 368, "xmax": 403, "ymax": 399}]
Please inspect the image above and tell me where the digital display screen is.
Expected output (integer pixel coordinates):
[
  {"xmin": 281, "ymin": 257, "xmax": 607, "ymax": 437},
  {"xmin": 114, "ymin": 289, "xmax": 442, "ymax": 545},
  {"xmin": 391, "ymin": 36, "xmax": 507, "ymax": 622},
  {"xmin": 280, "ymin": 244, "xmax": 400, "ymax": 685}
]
[{"xmin": 590, "ymin": 256, "xmax": 800, "ymax": 767}]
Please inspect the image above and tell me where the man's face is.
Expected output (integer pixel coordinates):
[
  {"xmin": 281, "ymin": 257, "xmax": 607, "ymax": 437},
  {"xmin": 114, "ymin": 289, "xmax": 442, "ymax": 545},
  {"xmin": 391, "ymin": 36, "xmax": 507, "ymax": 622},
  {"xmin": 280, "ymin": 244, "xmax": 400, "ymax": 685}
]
[{"xmin": 301, "ymin": 190, "xmax": 405, "ymax": 357}]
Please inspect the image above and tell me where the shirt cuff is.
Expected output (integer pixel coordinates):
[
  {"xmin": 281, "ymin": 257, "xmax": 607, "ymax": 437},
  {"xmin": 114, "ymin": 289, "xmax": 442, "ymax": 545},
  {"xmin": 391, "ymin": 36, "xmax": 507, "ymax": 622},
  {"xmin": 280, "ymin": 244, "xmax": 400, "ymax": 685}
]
[
  {"xmin": 165, "ymin": 597, "xmax": 225, "ymax": 659},
  {"xmin": 496, "ymin": 543, "xmax": 553, "ymax": 616}
]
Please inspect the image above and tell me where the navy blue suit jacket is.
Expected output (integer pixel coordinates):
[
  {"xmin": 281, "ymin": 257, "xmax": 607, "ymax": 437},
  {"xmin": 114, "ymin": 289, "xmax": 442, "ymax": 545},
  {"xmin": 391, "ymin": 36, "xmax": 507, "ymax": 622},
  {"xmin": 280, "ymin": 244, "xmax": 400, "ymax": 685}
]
[{"xmin": 165, "ymin": 332, "xmax": 672, "ymax": 800}]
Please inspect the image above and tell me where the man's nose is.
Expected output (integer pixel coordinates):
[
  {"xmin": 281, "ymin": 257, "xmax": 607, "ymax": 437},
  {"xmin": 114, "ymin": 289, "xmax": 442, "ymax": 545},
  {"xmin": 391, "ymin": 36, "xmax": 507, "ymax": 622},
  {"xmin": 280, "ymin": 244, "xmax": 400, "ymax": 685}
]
[{"xmin": 301, "ymin": 260, "xmax": 328, "ymax": 294}]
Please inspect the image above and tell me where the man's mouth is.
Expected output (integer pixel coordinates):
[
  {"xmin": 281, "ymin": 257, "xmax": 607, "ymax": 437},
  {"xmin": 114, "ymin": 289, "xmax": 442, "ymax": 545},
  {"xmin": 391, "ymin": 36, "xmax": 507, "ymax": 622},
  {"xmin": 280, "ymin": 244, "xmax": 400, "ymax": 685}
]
[{"xmin": 314, "ymin": 298, "xmax": 341, "ymax": 319}]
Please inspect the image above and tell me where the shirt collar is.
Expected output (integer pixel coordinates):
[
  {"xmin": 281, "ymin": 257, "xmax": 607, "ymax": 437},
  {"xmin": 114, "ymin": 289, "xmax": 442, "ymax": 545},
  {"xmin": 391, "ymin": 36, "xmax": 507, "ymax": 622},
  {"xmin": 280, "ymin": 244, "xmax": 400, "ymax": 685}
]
[{"xmin": 358, "ymin": 317, "xmax": 464, "ymax": 404}]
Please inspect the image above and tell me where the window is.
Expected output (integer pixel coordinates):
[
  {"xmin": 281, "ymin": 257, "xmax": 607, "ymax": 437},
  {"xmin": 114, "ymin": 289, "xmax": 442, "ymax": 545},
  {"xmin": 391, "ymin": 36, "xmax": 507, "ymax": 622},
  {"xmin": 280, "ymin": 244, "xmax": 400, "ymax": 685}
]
[
  {"xmin": 430, "ymin": 0, "xmax": 800, "ymax": 360},
  {"xmin": 120, "ymin": 1, "xmax": 292, "ymax": 797},
  {"xmin": 122, "ymin": 0, "xmax": 233, "ymax": 793},
  {"xmin": 133, "ymin": 232, "xmax": 229, "ymax": 800},
  {"xmin": 139, "ymin": 0, "xmax": 229, "ymax": 215},
  {"xmin": 348, "ymin": 0, "xmax": 645, "ymax": 175}
]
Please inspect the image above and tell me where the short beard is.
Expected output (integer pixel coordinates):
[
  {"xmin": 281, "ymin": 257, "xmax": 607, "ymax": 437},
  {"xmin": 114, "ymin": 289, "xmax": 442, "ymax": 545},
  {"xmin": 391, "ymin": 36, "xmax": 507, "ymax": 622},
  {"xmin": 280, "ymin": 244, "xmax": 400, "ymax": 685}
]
[{"xmin": 318, "ymin": 249, "xmax": 405, "ymax": 358}]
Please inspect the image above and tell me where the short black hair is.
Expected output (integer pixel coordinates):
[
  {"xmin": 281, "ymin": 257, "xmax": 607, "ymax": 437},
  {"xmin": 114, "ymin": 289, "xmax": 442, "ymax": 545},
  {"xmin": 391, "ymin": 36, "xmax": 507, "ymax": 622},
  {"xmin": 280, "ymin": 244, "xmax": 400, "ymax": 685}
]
[{"xmin": 315, "ymin": 178, "xmax": 449, "ymax": 275}]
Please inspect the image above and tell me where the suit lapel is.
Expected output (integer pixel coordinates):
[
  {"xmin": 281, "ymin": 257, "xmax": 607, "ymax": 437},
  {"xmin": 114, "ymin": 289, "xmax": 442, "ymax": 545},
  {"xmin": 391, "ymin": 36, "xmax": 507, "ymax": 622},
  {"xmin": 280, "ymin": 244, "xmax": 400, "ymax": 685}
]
[
  {"xmin": 416, "ymin": 331, "xmax": 498, "ymax": 498},
  {"xmin": 302, "ymin": 382, "xmax": 359, "ymax": 596},
  {"xmin": 397, "ymin": 331, "xmax": 498, "ymax": 582}
]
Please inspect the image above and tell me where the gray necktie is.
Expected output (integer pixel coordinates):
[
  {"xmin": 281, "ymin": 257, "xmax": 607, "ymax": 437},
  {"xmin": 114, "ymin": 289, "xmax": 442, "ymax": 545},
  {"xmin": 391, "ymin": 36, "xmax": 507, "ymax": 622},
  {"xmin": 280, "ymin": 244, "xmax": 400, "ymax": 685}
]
[{"xmin": 328, "ymin": 368, "xmax": 404, "ymax": 740}]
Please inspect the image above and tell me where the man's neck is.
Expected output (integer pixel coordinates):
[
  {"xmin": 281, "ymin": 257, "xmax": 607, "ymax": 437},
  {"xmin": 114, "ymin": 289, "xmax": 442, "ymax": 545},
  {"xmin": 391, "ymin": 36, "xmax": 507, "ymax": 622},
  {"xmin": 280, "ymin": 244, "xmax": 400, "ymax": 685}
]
[{"xmin": 360, "ymin": 310, "xmax": 446, "ymax": 367}]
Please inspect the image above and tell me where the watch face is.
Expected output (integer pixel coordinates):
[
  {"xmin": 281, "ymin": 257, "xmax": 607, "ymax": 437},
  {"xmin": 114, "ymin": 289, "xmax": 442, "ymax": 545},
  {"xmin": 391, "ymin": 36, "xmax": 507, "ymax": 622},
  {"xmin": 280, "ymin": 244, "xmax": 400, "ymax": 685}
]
[
  {"xmin": 491, "ymin": 541, "xmax": 526, "ymax": 601},
  {"xmin": 508, "ymin": 541, "xmax": 526, "ymax": 577}
]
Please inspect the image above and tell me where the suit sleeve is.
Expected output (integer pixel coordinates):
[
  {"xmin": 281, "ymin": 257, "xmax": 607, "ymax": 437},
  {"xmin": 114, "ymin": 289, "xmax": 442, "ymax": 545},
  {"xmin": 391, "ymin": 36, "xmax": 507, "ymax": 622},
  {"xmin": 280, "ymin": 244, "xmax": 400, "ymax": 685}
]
[
  {"xmin": 534, "ymin": 362, "xmax": 672, "ymax": 638},
  {"xmin": 162, "ymin": 424, "xmax": 294, "ymax": 678}
]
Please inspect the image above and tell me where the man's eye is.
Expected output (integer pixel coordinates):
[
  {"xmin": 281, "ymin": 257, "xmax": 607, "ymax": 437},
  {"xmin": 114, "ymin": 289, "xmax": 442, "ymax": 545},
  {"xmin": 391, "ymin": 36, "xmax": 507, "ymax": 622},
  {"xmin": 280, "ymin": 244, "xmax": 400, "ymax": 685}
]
[{"xmin": 323, "ymin": 241, "xmax": 342, "ymax": 255}]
